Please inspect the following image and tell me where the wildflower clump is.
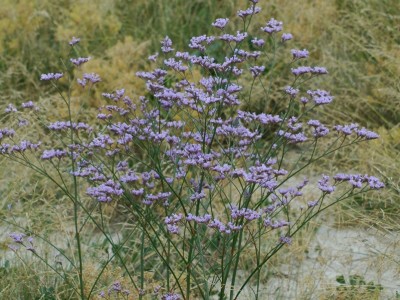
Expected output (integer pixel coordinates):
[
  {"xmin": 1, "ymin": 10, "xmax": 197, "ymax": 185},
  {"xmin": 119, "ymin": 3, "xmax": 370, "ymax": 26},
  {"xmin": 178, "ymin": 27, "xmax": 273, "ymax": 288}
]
[{"xmin": 1, "ymin": 1, "xmax": 384, "ymax": 299}]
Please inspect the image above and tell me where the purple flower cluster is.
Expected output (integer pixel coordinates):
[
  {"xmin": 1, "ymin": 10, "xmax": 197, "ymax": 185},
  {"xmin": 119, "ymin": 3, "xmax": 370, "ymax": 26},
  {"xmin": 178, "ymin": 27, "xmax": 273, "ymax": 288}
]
[
  {"xmin": 165, "ymin": 213, "xmax": 183, "ymax": 234},
  {"xmin": 5, "ymin": 103, "xmax": 17, "ymax": 113},
  {"xmin": 8, "ymin": 233, "xmax": 35, "ymax": 252},
  {"xmin": 334, "ymin": 173, "xmax": 384, "ymax": 189},
  {"xmin": 86, "ymin": 180, "xmax": 123, "ymax": 202},
  {"xmin": 189, "ymin": 35, "xmax": 215, "ymax": 52},
  {"xmin": 291, "ymin": 66, "xmax": 328, "ymax": 76},
  {"xmin": 161, "ymin": 36, "xmax": 174, "ymax": 53},
  {"xmin": 334, "ymin": 123, "xmax": 379, "ymax": 139},
  {"xmin": 261, "ymin": 18, "xmax": 283, "ymax": 34},
  {"xmin": 264, "ymin": 219, "xmax": 290, "ymax": 229},
  {"xmin": 98, "ymin": 281, "xmax": 131, "ymax": 298},
  {"xmin": 212, "ymin": 18, "xmax": 229, "ymax": 29},
  {"xmin": 251, "ymin": 37, "xmax": 265, "ymax": 47},
  {"xmin": 307, "ymin": 89, "xmax": 333, "ymax": 105},
  {"xmin": 83, "ymin": 72, "xmax": 101, "ymax": 83},
  {"xmin": 70, "ymin": 57, "xmax": 91, "ymax": 66},
  {"xmin": 208, "ymin": 218, "xmax": 242, "ymax": 234},
  {"xmin": 250, "ymin": 65, "xmax": 265, "ymax": 78},
  {"xmin": 281, "ymin": 33, "xmax": 293, "ymax": 41},
  {"xmin": 307, "ymin": 119, "xmax": 330, "ymax": 137},
  {"xmin": 40, "ymin": 73, "xmax": 63, "ymax": 81},
  {"xmin": 186, "ymin": 213, "xmax": 212, "ymax": 224},
  {"xmin": 318, "ymin": 175, "xmax": 336, "ymax": 194},
  {"xmin": 21, "ymin": 101, "xmax": 36, "ymax": 110},
  {"xmin": 161, "ymin": 292, "xmax": 182, "ymax": 300},
  {"xmin": 284, "ymin": 86, "xmax": 299, "ymax": 98},
  {"xmin": 69, "ymin": 36, "xmax": 80, "ymax": 46},
  {"xmin": 291, "ymin": 49, "xmax": 309, "ymax": 59},
  {"xmin": 230, "ymin": 205, "xmax": 261, "ymax": 221},
  {"xmin": 237, "ymin": 5, "xmax": 261, "ymax": 18},
  {"xmin": 220, "ymin": 31, "xmax": 248, "ymax": 43},
  {"xmin": 48, "ymin": 121, "xmax": 92, "ymax": 132},
  {"xmin": 41, "ymin": 149, "xmax": 67, "ymax": 160}
]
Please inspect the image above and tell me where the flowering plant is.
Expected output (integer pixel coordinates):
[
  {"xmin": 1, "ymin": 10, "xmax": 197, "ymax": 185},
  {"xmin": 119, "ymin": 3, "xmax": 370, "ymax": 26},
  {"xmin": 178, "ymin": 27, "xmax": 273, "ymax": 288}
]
[{"xmin": 3, "ymin": 1, "xmax": 383, "ymax": 299}]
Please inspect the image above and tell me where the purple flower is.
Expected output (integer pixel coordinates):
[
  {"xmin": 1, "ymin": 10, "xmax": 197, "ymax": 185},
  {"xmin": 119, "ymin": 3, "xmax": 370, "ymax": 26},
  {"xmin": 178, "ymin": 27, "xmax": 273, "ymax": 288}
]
[
  {"xmin": 334, "ymin": 123, "xmax": 359, "ymax": 135},
  {"xmin": 291, "ymin": 49, "xmax": 309, "ymax": 59},
  {"xmin": 111, "ymin": 281, "xmax": 122, "ymax": 292},
  {"xmin": 284, "ymin": 86, "xmax": 299, "ymax": 98},
  {"xmin": 230, "ymin": 205, "xmax": 261, "ymax": 221},
  {"xmin": 308, "ymin": 120, "xmax": 330, "ymax": 138},
  {"xmin": 83, "ymin": 73, "xmax": 101, "ymax": 84},
  {"xmin": 148, "ymin": 53, "xmax": 159, "ymax": 61},
  {"xmin": 131, "ymin": 188, "xmax": 144, "ymax": 196},
  {"xmin": 186, "ymin": 213, "xmax": 211, "ymax": 224},
  {"xmin": 308, "ymin": 200, "xmax": 319, "ymax": 208},
  {"xmin": 278, "ymin": 130, "xmax": 308, "ymax": 143},
  {"xmin": 161, "ymin": 36, "xmax": 174, "ymax": 53},
  {"xmin": 234, "ymin": 49, "xmax": 261, "ymax": 59},
  {"xmin": 40, "ymin": 73, "xmax": 63, "ymax": 81},
  {"xmin": 161, "ymin": 292, "xmax": 182, "ymax": 300},
  {"xmin": 291, "ymin": 66, "xmax": 312, "ymax": 76},
  {"xmin": 70, "ymin": 57, "xmax": 91, "ymax": 66},
  {"xmin": 220, "ymin": 31, "xmax": 248, "ymax": 43},
  {"xmin": 10, "ymin": 140, "xmax": 41, "ymax": 153},
  {"xmin": 212, "ymin": 18, "xmax": 229, "ymax": 29},
  {"xmin": 333, "ymin": 173, "xmax": 352, "ymax": 181},
  {"xmin": 318, "ymin": 175, "xmax": 336, "ymax": 194},
  {"xmin": 41, "ymin": 149, "xmax": 67, "ymax": 160},
  {"xmin": 5, "ymin": 104, "xmax": 17, "ymax": 113},
  {"xmin": 21, "ymin": 101, "xmax": 36, "ymax": 108},
  {"xmin": 164, "ymin": 58, "xmax": 188, "ymax": 72},
  {"xmin": 250, "ymin": 65, "xmax": 265, "ymax": 78},
  {"xmin": 251, "ymin": 37, "xmax": 265, "ymax": 47},
  {"xmin": 237, "ymin": 6, "xmax": 261, "ymax": 18},
  {"xmin": 356, "ymin": 127, "xmax": 379, "ymax": 140},
  {"xmin": 166, "ymin": 224, "xmax": 179, "ymax": 234},
  {"xmin": 307, "ymin": 89, "xmax": 333, "ymax": 105},
  {"xmin": 87, "ymin": 180, "xmax": 123, "ymax": 202},
  {"xmin": 189, "ymin": 35, "xmax": 215, "ymax": 52},
  {"xmin": 165, "ymin": 213, "xmax": 183, "ymax": 225},
  {"xmin": 281, "ymin": 33, "xmax": 293, "ymax": 41},
  {"xmin": 367, "ymin": 176, "xmax": 385, "ymax": 189},
  {"xmin": 69, "ymin": 36, "xmax": 80, "ymax": 46},
  {"xmin": 300, "ymin": 97, "xmax": 309, "ymax": 104},
  {"xmin": 190, "ymin": 191, "xmax": 206, "ymax": 201},
  {"xmin": 9, "ymin": 232, "xmax": 25, "ymax": 243},
  {"xmin": 280, "ymin": 236, "xmax": 292, "ymax": 245},
  {"xmin": 261, "ymin": 18, "xmax": 283, "ymax": 34},
  {"xmin": 311, "ymin": 66, "xmax": 328, "ymax": 74},
  {"xmin": 77, "ymin": 78, "xmax": 87, "ymax": 87},
  {"xmin": 267, "ymin": 220, "xmax": 291, "ymax": 229}
]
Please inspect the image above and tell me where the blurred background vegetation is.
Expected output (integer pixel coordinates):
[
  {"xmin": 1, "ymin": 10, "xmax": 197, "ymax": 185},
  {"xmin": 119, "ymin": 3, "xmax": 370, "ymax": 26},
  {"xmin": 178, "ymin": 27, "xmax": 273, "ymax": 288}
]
[
  {"xmin": 0, "ymin": 0, "xmax": 399, "ymax": 298},
  {"xmin": 1, "ymin": 0, "xmax": 398, "ymax": 218}
]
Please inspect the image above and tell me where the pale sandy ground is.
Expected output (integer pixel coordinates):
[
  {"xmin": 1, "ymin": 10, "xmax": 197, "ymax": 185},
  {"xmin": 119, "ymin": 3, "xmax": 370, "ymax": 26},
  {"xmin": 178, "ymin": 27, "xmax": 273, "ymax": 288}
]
[{"xmin": 233, "ymin": 219, "xmax": 400, "ymax": 299}]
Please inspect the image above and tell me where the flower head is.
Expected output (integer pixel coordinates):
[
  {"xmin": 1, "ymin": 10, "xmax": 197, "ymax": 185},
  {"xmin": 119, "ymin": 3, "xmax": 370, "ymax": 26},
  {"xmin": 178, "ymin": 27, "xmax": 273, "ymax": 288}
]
[
  {"xmin": 261, "ymin": 18, "xmax": 283, "ymax": 34},
  {"xmin": 83, "ymin": 73, "xmax": 101, "ymax": 84},
  {"xmin": 281, "ymin": 33, "xmax": 293, "ymax": 41},
  {"xmin": 161, "ymin": 36, "xmax": 174, "ymax": 53},
  {"xmin": 40, "ymin": 73, "xmax": 63, "ymax": 81},
  {"xmin": 212, "ymin": 18, "xmax": 229, "ymax": 29},
  {"xmin": 69, "ymin": 36, "xmax": 80, "ymax": 46}
]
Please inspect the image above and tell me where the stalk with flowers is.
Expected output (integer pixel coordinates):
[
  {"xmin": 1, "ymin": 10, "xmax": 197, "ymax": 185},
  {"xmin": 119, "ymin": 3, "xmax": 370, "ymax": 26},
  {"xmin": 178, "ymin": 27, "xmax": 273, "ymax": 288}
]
[{"xmin": 3, "ymin": 1, "xmax": 384, "ymax": 299}]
